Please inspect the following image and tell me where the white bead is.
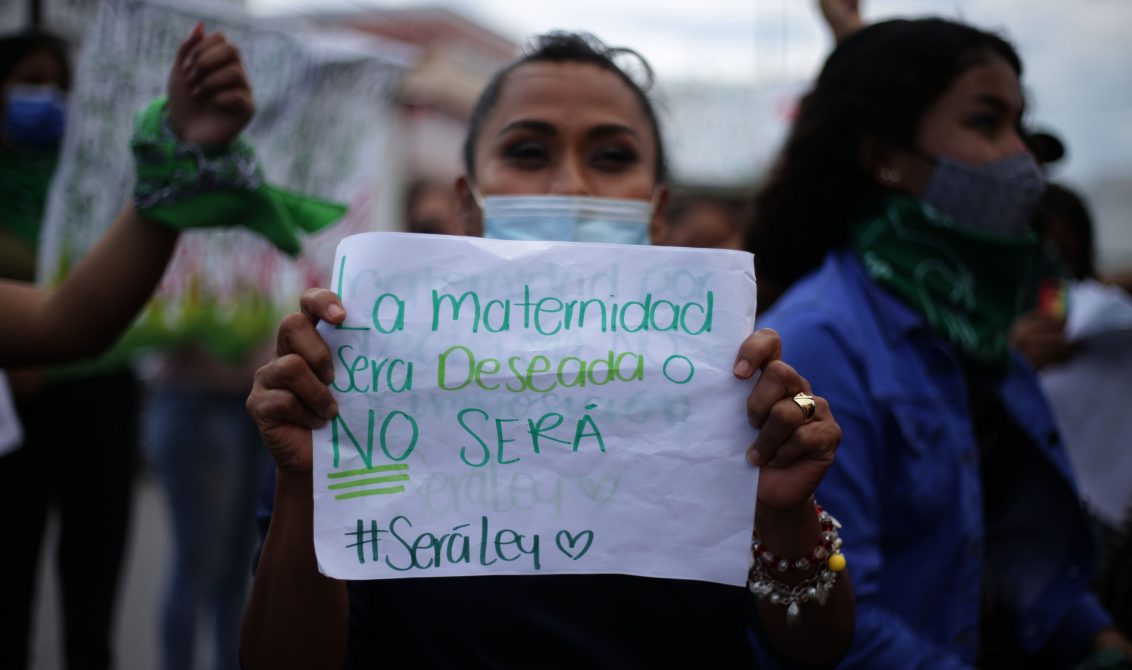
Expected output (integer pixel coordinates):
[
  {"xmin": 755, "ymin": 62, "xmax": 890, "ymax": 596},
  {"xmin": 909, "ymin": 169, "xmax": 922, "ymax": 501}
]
[{"xmin": 786, "ymin": 601, "xmax": 801, "ymax": 626}]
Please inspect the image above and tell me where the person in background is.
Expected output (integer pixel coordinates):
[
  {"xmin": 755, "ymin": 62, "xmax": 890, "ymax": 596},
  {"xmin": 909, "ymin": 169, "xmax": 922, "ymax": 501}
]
[
  {"xmin": 0, "ymin": 32, "xmax": 69, "ymax": 285},
  {"xmin": 657, "ymin": 196, "xmax": 744, "ymax": 250},
  {"xmin": 748, "ymin": 14, "xmax": 1132, "ymax": 669},
  {"xmin": 404, "ymin": 178, "xmax": 463, "ymax": 235},
  {"xmin": 1036, "ymin": 183, "xmax": 1096, "ymax": 282},
  {"xmin": 0, "ymin": 24, "xmax": 258, "ymax": 669},
  {"xmin": 241, "ymin": 32, "xmax": 854, "ymax": 670},
  {"xmin": 1010, "ymin": 182, "xmax": 1096, "ymax": 370},
  {"xmin": 143, "ymin": 345, "xmax": 270, "ymax": 670},
  {"xmin": 1022, "ymin": 182, "xmax": 1132, "ymax": 650}
]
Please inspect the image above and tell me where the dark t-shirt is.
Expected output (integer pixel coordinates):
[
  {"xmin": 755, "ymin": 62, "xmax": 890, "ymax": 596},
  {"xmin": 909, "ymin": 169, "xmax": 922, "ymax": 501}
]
[
  {"xmin": 967, "ymin": 368, "xmax": 1063, "ymax": 670},
  {"xmin": 344, "ymin": 574, "xmax": 758, "ymax": 668},
  {"xmin": 254, "ymin": 468, "xmax": 761, "ymax": 669}
]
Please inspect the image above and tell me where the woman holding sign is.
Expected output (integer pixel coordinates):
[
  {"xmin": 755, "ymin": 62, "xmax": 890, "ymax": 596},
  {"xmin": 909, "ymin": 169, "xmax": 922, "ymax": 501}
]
[
  {"xmin": 749, "ymin": 15, "xmax": 1132, "ymax": 669},
  {"xmin": 243, "ymin": 33, "xmax": 853, "ymax": 669}
]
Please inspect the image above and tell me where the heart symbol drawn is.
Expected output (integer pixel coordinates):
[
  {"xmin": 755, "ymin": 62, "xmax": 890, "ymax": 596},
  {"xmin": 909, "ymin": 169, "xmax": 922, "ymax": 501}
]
[
  {"xmin": 579, "ymin": 475, "xmax": 619, "ymax": 504},
  {"xmin": 555, "ymin": 529, "xmax": 594, "ymax": 560}
]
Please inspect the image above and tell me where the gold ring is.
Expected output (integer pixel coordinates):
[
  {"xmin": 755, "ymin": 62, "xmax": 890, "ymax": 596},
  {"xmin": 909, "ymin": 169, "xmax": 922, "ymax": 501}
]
[{"xmin": 793, "ymin": 392, "xmax": 816, "ymax": 424}]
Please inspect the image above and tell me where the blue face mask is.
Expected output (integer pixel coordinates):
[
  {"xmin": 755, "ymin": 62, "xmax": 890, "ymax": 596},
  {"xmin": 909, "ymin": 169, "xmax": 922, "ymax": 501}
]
[
  {"xmin": 3, "ymin": 86, "xmax": 67, "ymax": 150},
  {"xmin": 476, "ymin": 190, "xmax": 658, "ymax": 246}
]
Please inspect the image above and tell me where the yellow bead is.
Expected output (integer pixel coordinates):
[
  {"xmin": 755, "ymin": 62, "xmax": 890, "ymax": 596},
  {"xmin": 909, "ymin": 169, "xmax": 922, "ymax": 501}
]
[{"xmin": 827, "ymin": 553, "xmax": 847, "ymax": 572}]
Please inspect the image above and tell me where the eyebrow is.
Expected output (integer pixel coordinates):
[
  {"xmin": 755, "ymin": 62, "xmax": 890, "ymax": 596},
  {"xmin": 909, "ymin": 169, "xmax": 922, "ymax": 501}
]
[
  {"xmin": 498, "ymin": 119, "xmax": 640, "ymax": 140},
  {"xmin": 498, "ymin": 119, "xmax": 556, "ymax": 137},
  {"xmin": 972, "ymin": 93, "xmax": 1025, "ymax": 118}
]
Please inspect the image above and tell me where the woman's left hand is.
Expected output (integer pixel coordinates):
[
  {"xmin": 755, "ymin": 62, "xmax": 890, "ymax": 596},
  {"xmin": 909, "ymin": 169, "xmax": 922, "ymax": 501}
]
[
  {"xmin": 166, "ymin": 22, "xmax": 255, "ymax": 147},
  {"xmin": 734, "ymin": 328, "xmax": 841, "ymax": 511}
]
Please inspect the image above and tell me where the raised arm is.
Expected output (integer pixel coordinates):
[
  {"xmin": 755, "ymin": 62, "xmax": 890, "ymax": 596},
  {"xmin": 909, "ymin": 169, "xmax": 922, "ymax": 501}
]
[
  {"xmin": 818, "ymin": 0, "xmax": 865, "ymax": 43},
  {"xmin": 0, "ymin": 23, "xmax": 254, "ymax": 367},
  {"xmin": 242, "ymin": 289, "xmax": 349, "ymax": 670}
]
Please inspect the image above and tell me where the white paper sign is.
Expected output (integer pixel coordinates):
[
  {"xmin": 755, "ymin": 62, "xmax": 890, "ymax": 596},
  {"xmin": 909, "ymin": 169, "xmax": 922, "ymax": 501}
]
[{"xmin": 312, "ymin": 233, "xmax": 759, "ymax": 585}]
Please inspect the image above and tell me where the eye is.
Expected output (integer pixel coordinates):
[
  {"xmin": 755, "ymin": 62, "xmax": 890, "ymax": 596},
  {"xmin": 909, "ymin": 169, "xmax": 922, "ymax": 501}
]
[
  {"xmin": 502, "ymin": 140, "xmax": 549, "ymax": 167},
  {"xmin": 963, "ymin": 112, "xmax": 1001, "ymax": 135},
  {"xmin": 590, "ymin": 144, "xmax": 639, "ymax": 171}
]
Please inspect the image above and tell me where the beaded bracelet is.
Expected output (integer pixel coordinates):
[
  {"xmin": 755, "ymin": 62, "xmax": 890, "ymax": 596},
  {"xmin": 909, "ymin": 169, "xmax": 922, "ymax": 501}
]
[{"xmin": 747, "ymin": 502, "xmax": 846, "ymax": 626}]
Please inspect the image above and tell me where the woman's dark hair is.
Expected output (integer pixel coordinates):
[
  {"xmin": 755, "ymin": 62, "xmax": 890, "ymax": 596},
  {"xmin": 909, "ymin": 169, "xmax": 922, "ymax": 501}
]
[
  {"xmin": 0, "ymin": 31, "xmax": 71, "ymax": 92},
  {"xmin": 1037, "ymin": 182, "xmax": 1096, "ymax": 279},
  {"xmin": 747, "ymin": 18, "xmax": 1022, "ymax": 296},
  {"xmin": 461, "ymin": 31, "xmax": 667, "ymax": 184}
]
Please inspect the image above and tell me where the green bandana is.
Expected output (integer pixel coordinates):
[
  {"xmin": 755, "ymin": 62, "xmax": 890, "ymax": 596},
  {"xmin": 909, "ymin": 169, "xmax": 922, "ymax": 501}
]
[
  {"xmin": 130, "ymin": 97, "xmax": 346, "ymax": 255},
  {"xmin": 850, "ymin": 196, "xmax": 1038, "ymax": 372}
]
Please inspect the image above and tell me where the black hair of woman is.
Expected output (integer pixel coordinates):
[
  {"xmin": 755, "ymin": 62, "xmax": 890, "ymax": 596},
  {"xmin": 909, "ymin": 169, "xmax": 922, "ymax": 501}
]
[
  {"xmin": 747, "ymin": 18, "xmax": 1021, "ymax": 300},
  {"xmin": 461, "ymin": 31, "xmax": 667, "ymax": 184},
  {"xmin": 0, "ymin": 30, "xmax": 71, "ymax": 91},
  {"xmin": 1037, "ymin": 182, "xmax": 1096, "ymax": 280}
]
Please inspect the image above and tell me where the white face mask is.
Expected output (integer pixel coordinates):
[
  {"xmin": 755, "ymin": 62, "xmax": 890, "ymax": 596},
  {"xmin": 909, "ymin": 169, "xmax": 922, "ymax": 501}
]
[{"xmin": 472, "ymin": 187, "xmax": 659, "ymax": 246}]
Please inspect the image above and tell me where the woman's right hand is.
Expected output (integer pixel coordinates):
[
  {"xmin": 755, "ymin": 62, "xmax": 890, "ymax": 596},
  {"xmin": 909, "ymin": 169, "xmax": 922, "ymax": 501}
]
[{"xmin": 247, "ymin": 289, "xmax": 345, "ymax": 474}]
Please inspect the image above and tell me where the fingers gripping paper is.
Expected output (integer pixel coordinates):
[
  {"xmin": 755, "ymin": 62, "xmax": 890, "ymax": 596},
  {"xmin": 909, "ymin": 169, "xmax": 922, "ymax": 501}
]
[{"xmin": 312, "ymin": 234, "xmax": 759, "ymax": 585}]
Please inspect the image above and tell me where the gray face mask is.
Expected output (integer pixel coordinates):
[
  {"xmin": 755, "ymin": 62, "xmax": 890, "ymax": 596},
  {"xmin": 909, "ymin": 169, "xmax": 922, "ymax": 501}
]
[
  {"xmin": 471, "ymin": 187, "xmax": 658, "ymax": 246},
  {"xmin": 920, "ymin": 152, "xmax": 1046, "ymax": 238}
]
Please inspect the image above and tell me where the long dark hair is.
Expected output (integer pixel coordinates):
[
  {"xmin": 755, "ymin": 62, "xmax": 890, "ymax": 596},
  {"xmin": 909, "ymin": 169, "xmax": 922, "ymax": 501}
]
[
  {"xmin": 0, "ymin": 31, "xmax": 71, "ymax": 92},
  {"xmin": 747, "ymin": 18, "xmax": 1022, "ymax": 299},
  {"xmin": 461, "ymin": 31, "xmax": 667, "ymax": 184}
]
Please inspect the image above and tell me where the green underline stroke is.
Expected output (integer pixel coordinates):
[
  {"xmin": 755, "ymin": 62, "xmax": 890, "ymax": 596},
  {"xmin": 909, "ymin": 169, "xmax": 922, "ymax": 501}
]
[
  {"xmin": 334, "ymin": 486, "xmax": 406, "ymax": 500},
  {"xmin": 328, "ymin": 474, "xmax": 410, "ymax": 490},
  {"xmin": 327, "ymin": 464, "xmax": 409, "ymax": 479}
]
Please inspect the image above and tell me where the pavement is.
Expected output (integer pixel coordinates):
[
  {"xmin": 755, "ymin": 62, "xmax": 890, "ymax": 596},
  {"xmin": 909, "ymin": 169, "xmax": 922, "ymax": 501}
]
[{"xmin": 31, "ymin": 475, "xmax": 168, "ymax": 670}]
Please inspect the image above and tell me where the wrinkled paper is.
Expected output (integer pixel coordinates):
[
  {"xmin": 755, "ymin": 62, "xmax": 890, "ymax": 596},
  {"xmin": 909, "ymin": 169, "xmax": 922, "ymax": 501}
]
[{"xmin": 312, "ymin": 233, "xmax": 759, "ymax": 585}]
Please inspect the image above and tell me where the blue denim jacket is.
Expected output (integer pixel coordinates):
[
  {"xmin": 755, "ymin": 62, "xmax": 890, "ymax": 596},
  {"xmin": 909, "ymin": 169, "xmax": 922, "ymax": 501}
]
[{"xmin": 757, "ymin": 249, "xmax": 1111, "ymax": 669}]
